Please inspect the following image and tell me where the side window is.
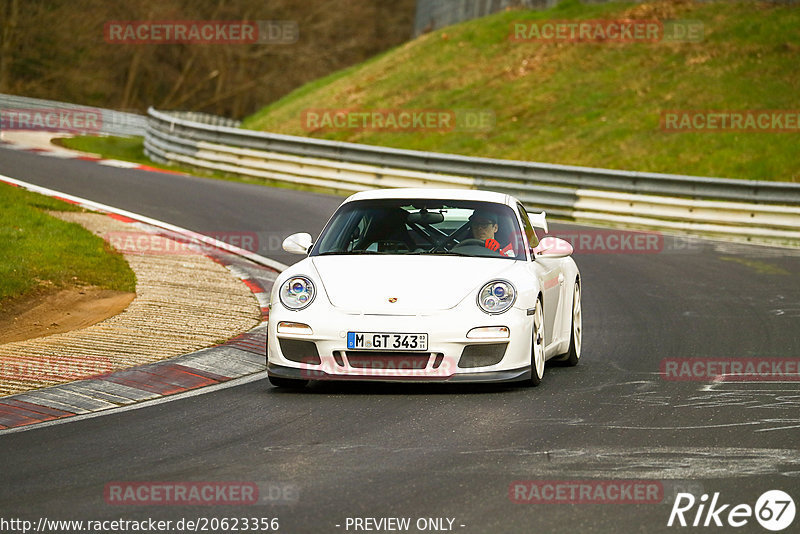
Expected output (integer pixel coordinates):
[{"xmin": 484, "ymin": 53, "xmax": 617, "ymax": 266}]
[{"xmin": 517, "ymin": 204, "xmax": 538, "ymax": 251}]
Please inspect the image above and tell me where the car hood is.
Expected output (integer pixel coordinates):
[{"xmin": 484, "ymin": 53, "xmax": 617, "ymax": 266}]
[{"xmin": 310, "ymin": 255, "xmax": 516, "ymax": 314}]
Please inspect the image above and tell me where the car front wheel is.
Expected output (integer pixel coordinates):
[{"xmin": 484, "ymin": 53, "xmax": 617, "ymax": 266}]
[
  {"xmin": 555, "ymin": 280, "xmax": 581, "ymax": 367},
  {"xmin": 527, "ymin": 297, "xmax": 545, "ymax": 387}
]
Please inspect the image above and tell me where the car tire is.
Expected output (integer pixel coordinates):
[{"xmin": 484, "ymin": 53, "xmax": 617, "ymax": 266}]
[
  {"xmin": 555, "ymin": 280, "xmax": 581, "ymax": 367},
  {"xmin": 268, "ymin": 375, "xmax": 309, "ymax": 389},
  {"xmin": 527, "ymin": 297, "xmax": 545, "ymax": 387}
]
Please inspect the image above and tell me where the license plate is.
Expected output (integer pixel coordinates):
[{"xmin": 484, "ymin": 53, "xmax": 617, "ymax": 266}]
[{"xmin": 347, "ymin": 332, "xmax": 428, "ymax": 351}]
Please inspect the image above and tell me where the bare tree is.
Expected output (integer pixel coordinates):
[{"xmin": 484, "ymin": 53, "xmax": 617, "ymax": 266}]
[
  {"xmin": 0, "ymin": 0, "xmax": 20, "ymax": 92},
  {"xmin": 2, "ymin": 0, "xmax": 415, "ymax": 118}
]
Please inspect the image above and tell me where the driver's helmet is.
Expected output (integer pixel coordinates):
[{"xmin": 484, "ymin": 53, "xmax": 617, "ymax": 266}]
[{"xmin": 468, "ymin": 209, "xmax": 499, "ymax": 227}]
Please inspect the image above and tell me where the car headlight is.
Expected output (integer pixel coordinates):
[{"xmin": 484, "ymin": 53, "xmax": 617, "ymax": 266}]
[
  {"xmin": 477, "ymin": 280, "xmax": 516, "ymax": 314},
  {"xmin": 279, "ymin": 276, "xmax": 316, "ymax": 310}
]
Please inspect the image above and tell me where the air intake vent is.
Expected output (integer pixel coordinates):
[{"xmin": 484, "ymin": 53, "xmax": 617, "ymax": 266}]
[
  {"xmin": 279, "ymin": 339, "xmax": 321, "ymax": 365},
  {"xmin": 458, "ymin": 343, "xmax": 508, "ymax": 368}
]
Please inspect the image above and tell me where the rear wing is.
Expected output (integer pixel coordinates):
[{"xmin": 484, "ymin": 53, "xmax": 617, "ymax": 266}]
[{"xmin": 526, "ymin": 211, "xmax": 548, "ymax": 234}]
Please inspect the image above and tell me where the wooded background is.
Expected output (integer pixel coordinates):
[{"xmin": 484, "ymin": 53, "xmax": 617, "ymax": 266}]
[{"xmin": 0, "ymin": 0, "xmax": 415, "ymax": 118}]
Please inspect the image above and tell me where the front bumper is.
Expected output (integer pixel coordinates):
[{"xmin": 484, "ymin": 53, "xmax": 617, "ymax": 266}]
[
  {"xmin": 267, "ymin": 362, "xmax": 531, "ymax": 383},
  {"xmin": 267, "ymin": 302, "xmax": 533, "ymax": 383}
]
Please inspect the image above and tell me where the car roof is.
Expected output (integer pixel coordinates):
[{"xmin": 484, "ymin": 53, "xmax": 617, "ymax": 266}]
[{"xmin": 344, "ymin": 188, "xmax": 515, "ymax": 206}]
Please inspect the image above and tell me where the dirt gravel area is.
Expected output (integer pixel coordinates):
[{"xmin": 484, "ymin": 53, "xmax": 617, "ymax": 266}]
[
  {"xmin": 0, "ymin": 212, "xmax": 262, "ymax": 397},
  {"xmin": 0, "ymin": 288, "xmax": 135, "ymax": 344}
]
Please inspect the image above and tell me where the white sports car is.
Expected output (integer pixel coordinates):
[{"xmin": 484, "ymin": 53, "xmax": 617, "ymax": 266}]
[{"xmin": 267, "ymin": 188, "xmax": 581, "ymax": 388}]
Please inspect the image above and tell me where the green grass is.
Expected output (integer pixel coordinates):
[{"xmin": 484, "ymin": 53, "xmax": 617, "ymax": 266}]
[
  {"xmin": 241, "ymin": 0, "xmax": 800, "ymax": 182},
  {"xmin": 0, "ymin": 182, "xmax": 136, "ymax": 309}
]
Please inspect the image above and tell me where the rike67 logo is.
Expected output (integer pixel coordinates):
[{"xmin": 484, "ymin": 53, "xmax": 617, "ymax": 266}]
[{"xmin": 668, "ymin": 490, "xmax": 795, "ymax": 531}]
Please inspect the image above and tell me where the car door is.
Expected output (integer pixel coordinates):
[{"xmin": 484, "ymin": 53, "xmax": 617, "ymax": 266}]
[{"xmin": 518, "ymin": 204, "xmax": 562, "ymax": 347}]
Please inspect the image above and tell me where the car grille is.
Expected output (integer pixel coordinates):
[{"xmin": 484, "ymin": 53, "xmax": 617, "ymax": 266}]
[{"xmin": 345, "ymin": 352, "xmax": 433, "ymax": 370}]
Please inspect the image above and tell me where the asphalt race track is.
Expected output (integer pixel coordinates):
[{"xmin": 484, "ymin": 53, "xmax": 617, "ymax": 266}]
[{"xmin": 1, "ymin": 146, "xmax": 799, "ymax": 533}]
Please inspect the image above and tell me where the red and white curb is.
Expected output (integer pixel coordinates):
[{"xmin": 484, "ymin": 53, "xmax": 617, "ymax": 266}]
[
  {"xmin": 0, "ymin": 174, "xmax": 287, "ymax": 433},
  {"xmin": 0, "ymin": 131, "xmax": 186, "ymax": 175}
]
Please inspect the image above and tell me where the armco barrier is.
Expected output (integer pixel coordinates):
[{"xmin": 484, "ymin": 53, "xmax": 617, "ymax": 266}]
[
  {"xmin": 0, "ymin": 93, "xmax": 146, "ymax": 137},
  {"xmin": 145, "ymin": 107, "xmax": 800, "ymax": 246}
]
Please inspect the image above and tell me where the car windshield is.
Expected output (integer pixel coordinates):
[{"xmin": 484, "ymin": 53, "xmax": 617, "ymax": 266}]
[{"xmin": 310, "ymin": 198, "xmax": 527, "ymax": 260}]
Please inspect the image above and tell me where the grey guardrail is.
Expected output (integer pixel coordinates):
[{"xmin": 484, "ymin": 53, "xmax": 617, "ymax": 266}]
[
  {"xmin": 145, "ymin": 107, "xmax": 800, "ymax": 245},
  {"xmin": 0, "ymin": 93, "xmax": 146, "ymax": 137}
]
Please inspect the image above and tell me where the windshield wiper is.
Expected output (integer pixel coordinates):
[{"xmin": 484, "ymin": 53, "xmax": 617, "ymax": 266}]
[
  {"xmin": 407, "ymin": 250, "xmax": 473, "ymax": 257},
  {"xmin": 316, "ymin": 250, "xmax": 389, "ymax": 256}
]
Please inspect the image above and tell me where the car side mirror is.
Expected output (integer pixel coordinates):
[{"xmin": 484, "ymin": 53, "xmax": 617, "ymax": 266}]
[
  {"xmin": 533, "ymin": 236, "xmax": 573, "ymax": 258},
  {"xmin": 282, "ymin": 232, "xmax": 313, "ymax": 255}
]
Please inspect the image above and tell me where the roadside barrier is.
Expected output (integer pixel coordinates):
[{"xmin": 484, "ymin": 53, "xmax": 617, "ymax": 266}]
[{"xmin": 145, "ymin": 107, "xmax": 800, "ymax": 246}]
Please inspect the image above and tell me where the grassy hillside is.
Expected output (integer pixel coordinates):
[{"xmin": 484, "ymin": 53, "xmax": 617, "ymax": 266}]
[{"xmin": 242, "ymin": 0, "xmax": 800, "ymax": 182}]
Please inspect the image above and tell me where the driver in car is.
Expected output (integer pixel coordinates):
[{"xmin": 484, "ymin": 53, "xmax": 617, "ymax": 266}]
[{"xmin": 469, "ymin": 210, "xmax": 515, "ymax": 257}]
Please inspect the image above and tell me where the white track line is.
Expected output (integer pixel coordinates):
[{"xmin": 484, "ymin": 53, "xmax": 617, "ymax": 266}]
[{"xmin": 0, "ymin": 371, "xmax": 270, "ymax": 436}]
